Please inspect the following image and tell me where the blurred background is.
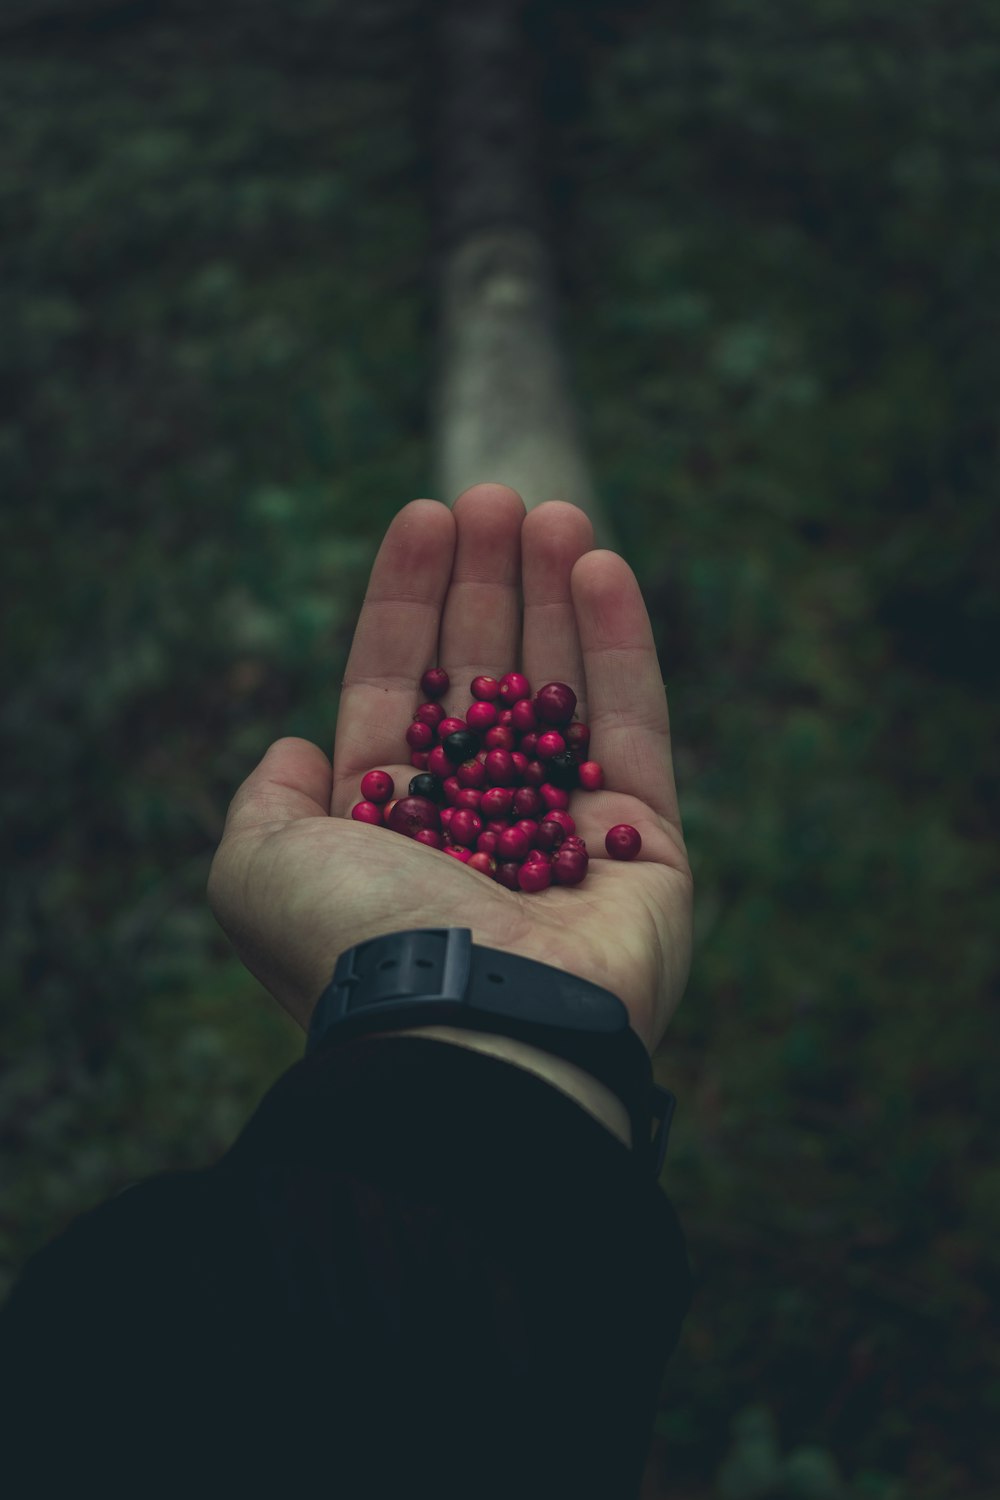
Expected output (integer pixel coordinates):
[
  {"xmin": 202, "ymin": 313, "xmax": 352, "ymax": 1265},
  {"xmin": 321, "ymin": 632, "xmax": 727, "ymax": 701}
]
[{"xmin": 1, "ymin": 1, "xmax": 997, "ymax": 1497}]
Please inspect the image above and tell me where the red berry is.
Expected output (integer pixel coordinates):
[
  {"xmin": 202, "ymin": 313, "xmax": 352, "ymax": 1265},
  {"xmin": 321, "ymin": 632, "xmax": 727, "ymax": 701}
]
[
  {"xmin": 536, "ymin": 818, "xmax": 566, "ymax": 851},
  {"xmin": 427, "ymin": 745, "xmax": 453, "ymax": 779},
  {"xmin": 496, "ymin": 826, "xmax": 530, "ymax": 860},
  {"xmin": 523, "ymin": 759, "xmax": 546, "ymax": 787},
  {"xmin": 412, "ymin": 750, "xmax": 431, "ymax": 770},
  {"xmin": 360, "ymin": 770, "xmax": 394, "ymax": 804},
  {"xmin": 517, "ymin": 860, "xmax": 552, "ymax": 893},
  {"xmin": 519, "ymin": 732, "xmax": 539, "ymax": 758},
  {"xmin": 382, "ymin": 799, "xmax": 398, "ymax": 824},
  {"xmin": 510, "ymin": 751, "xmax": 528, "ymax": 778},
  {"xmin": 539, "ymin": 783, "xmax": 570, "ymax": 811},
  {"xmin": 578, "ymin": 760, "xmax": 604, "ymax": 791},
  {"xmin": 562, "ymin": 835, "xmax": 587, "ymax": 852},
  {"xmin": 484, "ymin": 748, "xmax": 516, "ymax": 786},
  {"xmin": 415, "ymin": 829, "xmax": 444, "ymax": 850},
  {"xmin": 406, "ymin": 720, "xmax": 434, "ymax": 751},
  {"xmin": 480, "ymin": 785, "xmax": 515, "ymax": 819},
  {"xmin": 437, "ymin": 717, "xmax": 467, "ymax": 740},
  {"xmin": 536, "ymin": 730, "xmax": 566, "ymax": 760},
  {"xmin": 444, "ymin": 845, "xmax": 472, "ymax": 863},
  {"xmin": 496, "ymin": 861, "xmax": 521, "ymax": 891},
  {"xmin": 523, "ymin": 847, "xmax": 550, "ymax": 865},
  {"xmin": 515, "ymin": 819, "xmax": 540, "ymax": 844},
  {"xmin": 470, "ymin": 675, "xmax": 501, "ymax": 700},
  {"xmin": 565, "ymin": 721, "xmax": 590, "ymax": 753},
  {"xmin": 498, "ymin": 671, "xmax": 531, "ymax": 705},
  {"xmin": 476, "ymin": 831, "xmax": 499, "ymax": 855},
  {"xmin": 466, "ymin": 700, "xmax": 498, "ymax": 732},
  {"xmin": 512, "ymin": 785, "xmax": 543, "ymax": 819},
  {"xmin": 415, "ymin": 701, "xmax": 446, "ymax": 728},
  {"xmin": 510, "ymin": 698, "xmax": 537, "ymax": 733},
  {"xmin": 467, "ymin": 852, "xmax": 497, "ymax": 878},
  {"xmin": 496, "ymin": 708, "xmax": 514, "ymax": 727},
  {"xmin": 449, "ymin": 808, "xmax": 483, "ymax": 847},
  {"xmin": 421, "ymin": 667, "xmax": 449, "ymax": 699},
  {"xmin": 552, "ymin": 847, "xmax": 588, "ymax": 886},
  {"xmin": 352, "ymin": 800, "xmax": 384, "ymax": 826},
  {"xmin": 484, "ymin": 724, "xmax": 516, "ymax": 751},
  {"xmin": 544, "ymin": 808, "xmax": 576, "ymax": 838},
  {"xmin": 605, "ymin": 824, "xmax": 641, "ymax": 860},
  {"xmin": 486, "ymin": 818, "xmax": 510, "ymax": 836},
  {"xmin": 455, "ymin": 787, "xmax": 483, "ymax": 809},
  {"xmin": 443, "ymin": 776, "xmax": 462, "ymax": 805},
  {"xmin": 457, "ymin": 758, "xmax": 486, "ymax": 788},
  {"xmin": 534, "ymin": 682, "xmax": 577, "ymax": 725},
  {"xmin": 386, "ymin": 796, "xmax": 442, "ymax": 838},
  {"xmin": 440, "ymin": 807, "xmax": 455, "ymax": 829}
]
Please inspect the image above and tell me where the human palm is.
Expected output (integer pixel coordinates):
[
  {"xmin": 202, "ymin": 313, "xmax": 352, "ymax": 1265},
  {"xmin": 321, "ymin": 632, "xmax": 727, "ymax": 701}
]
[{"xmin": 208, "ymin": 486, "xmax": 692, "ymax": 1055}]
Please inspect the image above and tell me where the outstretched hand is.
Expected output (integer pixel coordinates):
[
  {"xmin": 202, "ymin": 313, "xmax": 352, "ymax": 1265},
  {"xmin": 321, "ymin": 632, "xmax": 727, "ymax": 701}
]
[{"xmin": 207, "ymin": 485, "xmax": 692, "ymax": 1054}]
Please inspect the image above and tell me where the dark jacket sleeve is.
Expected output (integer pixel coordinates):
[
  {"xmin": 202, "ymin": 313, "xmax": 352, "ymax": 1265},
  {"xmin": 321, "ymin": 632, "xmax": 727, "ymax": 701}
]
[{"xmin": 0, "ymin": 1035, "xmax": 692, "ymax": 1499}]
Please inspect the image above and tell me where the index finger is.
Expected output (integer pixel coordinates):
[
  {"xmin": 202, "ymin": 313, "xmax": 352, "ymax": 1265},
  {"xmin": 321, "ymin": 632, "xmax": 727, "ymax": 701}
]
[{"xmin": 570, "ymin": 549, "xmax": 682, "ymax": 834}]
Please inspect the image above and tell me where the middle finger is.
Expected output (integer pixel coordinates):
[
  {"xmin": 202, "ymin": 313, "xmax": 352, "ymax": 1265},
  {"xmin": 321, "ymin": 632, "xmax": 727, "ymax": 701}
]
[{"xmin": 437, "ymin": 483, "xmax": 526, "ymax": 712}]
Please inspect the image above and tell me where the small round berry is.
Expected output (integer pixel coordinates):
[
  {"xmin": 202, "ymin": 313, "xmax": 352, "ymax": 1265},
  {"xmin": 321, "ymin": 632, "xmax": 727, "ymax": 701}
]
[
  {"xmin": 440, "ymin": 806, "xmax": 456, "ymax": 830},
  {"xmin": 565, "ymin": 721, "xmax": 591, "ymax": 754},
  {"xmin": 351, "ymin": 800, "xmax": 384, "ymax": 825},
  {"xmin": 421, "ymin": 667, "xmax": 449, "ymax": 699},
  {"xmin": 480, "ymin": 786, "xmax": 515, "ymax": 819},
  {"xmin": 437, "ymin": 717, "xmax": 468, "ymax": 740},
  {"xmin": 495, "ymin": 861, "xmax": 521, "ymax": 891},
  {"xmin": 449, "ymin": 808, "xmax": 483, "ymax": 847},
  {"xmin": 536, "ymin": 730, "xmax": 566, "ymax": 760},
  {"xmin": 470, "ymin": 675, "xmax": 501, "ymax": 701},
  {"xmin": 409, "ymin": 772, "xmax": 444, "ymax": 803},
  {"xmin": 427, "ymin": 745, "xmax": 453, "ymax": 779},
  {"xmin": 496, "ymin": 707, "xmax": 515, "ymax": 727},
  {"xmin": 457, "ymin": 758, "xmax": 487, "ymax": 789},
  {"xmin": 410, "ymin": 751, "xmax": 429, "ymax": 770},
  {"xmin": 484, "ymin": 748, "xmax": 516, "ymax": 786},
  {"xmin": 484, "ymin": 724, "xmax": 516, "ymax": 751},
  {"xmin": 515, "ymin": 819, "xmax": 540, "ymax": 845},
  {"xmin": 522, "ymin": 758, "xmax": 546, "ymax": 788},
  {"xmin": 382, "ymin": 799, "xmax": 398, "ymax": 824},
  {"xmin": 414, "ymin": 829, "xmax": 444, "ymax": 850},
  {"xmin": 510, "ymin": 698, "xmax": 537, "ymax": 733},
  {"xmin": 405, "ymin": 720, "xmax": 434, "ymax": 751},
  {"xmin": 552, "ymin": 847, "xmax": 588, "ymax": 886},
  {"xmin": 512, "ymin": 785, "xmax": 543, "ymax": 819},
  {"xmin": 361, "ymin": 770, "xmax": 394, "ymax": 804},
  {"xmin": 605, "ymin": 824, "xmax": 642, "ymax": 860},
  {"xmin": 543, "ymin": 808, "xmax": 576, "ymax": 838},
  {"xmin": 498, "ymin": 671, "xmax": 531, "ymax": 706},
  {"xmin": 536, "ymin": 818, "xmax": 566, "ymax": 851},
  {"xmin": 517, "ymin": 860, "xmax": 552, "ymax": 893},
  {"xmin": 444, "ymin": 845, "xmax": 472, "ymax": 863},
  {"xmin": 544, "ymin": 750, "xmax": 580, "ymax": 790},
  {"xmin": 562, "ymin": 835, "xmax": 587, "ymax": 852},
  {"xmin": 539, "ymin": 783, "xmax": 570, "ymax": 811},
  {"xmin": 415, "ymin": 701, "xmax": 446, "ymax": 728},
  {"xmin": 443, "ymin": 776, "xmax": 462, "ymax": 805},
  {"xmin": 443, "ymin": 729, "xmax": 480, "ymax": 764},
  {"xmin": 455, "ymin": 787, "xmax": 483, "ymax": 810},
  {"xmin": 467, "ymin": 852, "xmax": 497, "ymax": 878},
  {"xmin": 386, "ymin": 796, "xmax": 442, "ymax": 838},
  {"xmin": 510, "ymin": 751, "xmax": 528, "ymax": 779},
  {"xmin": 534, "ymin": 682, "xmax": 577, "ymax": 725},
  {"xmin": 466, "ymin": 700, "xmax": 499, "ymax": 733},
  {"xmin": 523, "ymin": 847, "xmax": 550, "ymax": 865},
  {"xmin": 519, "ymin": 732, "xmax": 539, "ymax": 758},
  {"xmin": 476, "ymin": 831, "xmax": 499, "ymax": 855},
  {"xmin": 486, "ymin": 818, "xmax": 510, "ymax": 836},
  {"xmin": 496, "ymin": 826, "xmax": 530, "ymax": 861},
  {"xmin": 577, "ymin": 761, "xmax": 605, "ymax": 792}
]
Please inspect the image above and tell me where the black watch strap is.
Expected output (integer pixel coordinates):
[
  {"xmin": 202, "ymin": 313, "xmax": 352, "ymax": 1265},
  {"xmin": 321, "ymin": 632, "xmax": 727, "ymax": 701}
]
[{"xmin": 305, "ymin": 928, "xmax": 676, "ymax": 1177}]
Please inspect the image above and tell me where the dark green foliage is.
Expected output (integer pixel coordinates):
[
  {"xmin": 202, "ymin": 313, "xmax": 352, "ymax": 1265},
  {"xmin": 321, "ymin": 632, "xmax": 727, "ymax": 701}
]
[{"xmin": 2, "ymin": 2, "xmax": 997, "ymax": 1497}]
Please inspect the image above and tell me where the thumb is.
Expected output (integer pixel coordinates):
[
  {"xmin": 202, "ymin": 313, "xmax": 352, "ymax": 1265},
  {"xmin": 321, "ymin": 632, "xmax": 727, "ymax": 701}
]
[{"xmin": 219, "ymin": 736, "xmax": 334, "ymax": 840}]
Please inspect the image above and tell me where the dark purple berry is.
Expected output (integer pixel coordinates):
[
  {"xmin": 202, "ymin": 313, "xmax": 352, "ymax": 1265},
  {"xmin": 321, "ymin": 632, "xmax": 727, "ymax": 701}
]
[{"xmin": 409, "ymin": 772, "xmax": 444, "ymax": 803}]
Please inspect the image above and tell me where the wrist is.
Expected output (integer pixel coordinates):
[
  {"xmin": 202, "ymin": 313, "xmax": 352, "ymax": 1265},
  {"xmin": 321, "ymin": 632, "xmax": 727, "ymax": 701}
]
[{"xmin": 367, "ymin": 1025, "xmax": 633, "ymax": 1150}]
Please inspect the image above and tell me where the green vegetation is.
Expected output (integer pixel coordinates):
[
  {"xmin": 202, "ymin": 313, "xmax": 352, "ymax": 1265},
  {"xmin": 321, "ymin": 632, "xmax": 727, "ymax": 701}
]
[{"xmin": 2, "ymin": 3, "xmax": 996, "ymax": 1497}]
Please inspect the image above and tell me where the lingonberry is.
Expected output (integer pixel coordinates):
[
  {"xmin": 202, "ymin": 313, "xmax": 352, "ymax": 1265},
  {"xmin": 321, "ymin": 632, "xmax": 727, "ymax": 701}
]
[
  {"xmin": 515, "ymin": 819, "xmax": 540, "ymax": 845},
  {"xmin": 484, "ymin": 724, "xmax": 516, "ymax": 751},
  {"xmin": 405, "ymin": 720, "xmax": 434, "ymax": 751},
  {"xmin": 534, "ymin": 682, "xmax": 577, "ymax": 725},
  {"xmin": 496, "ymin": 707, "xmax": 514, "ymax": 727},
  {"xmin": 455, "ymin": 787, "xmax": 483, "ymax": 810},
  {"xmin": 510, "ymin": 698, "xmax": 537, "ymax": 733},
  {"xmin": 543, "ymin": 808, "xmax": 576, "ymax": 838},
  {"xmin": 523, "ymin": 759, "xmax": 546, "ymax": 787},
  {"xmin": 495, "ymin": 861, "xmax": 521, "ymax": 891},
  {"xmin": 484, "ymin": 748, "xmax": 516, "ymax": 786},
  {"xmin": 443, "ymin": 776, "xmax": 461, "ymax": 805},
  {"xmin": 415, "ymin": 829, "xmax": 444, "ymax": 850},
  {"xmin": 480, "ymin": 785, "xmax": 515, "ymax": 820},
  {"xmin": 382, "ymin": 799, "xmax": 398, "ymax": 824},
  {"xmin": 519, "ymin": 732, "xmax": 539, "ymax": 758},
  {"xmin": 536, "ymin": 730, "xmax": 566, "ymax": 760},
  {"xmin": 552, "ymin": 847, "xmax": 588, "ymax": 886},
  {"xmin": 386, "ymin": 796, "xmax": 441, "ymax": 838},
  {"xmin": 361, "ymin": 770, "xmax": 394, "ymax": 804},
  {"xmin": 577, "ymin": 760, "xmax": 605, "ymax": 792},
  {"xmin": 561, "ymin": 835, "xmax": 587, "ymax": 852},
  {"xmin": 439, "ymin": 806, "xmax": 455, "ymax": 830},
  {"xmin": 470, "ymin": 675, "xmax": 501, "ymax": 700},
  {"xmin": 442, "ymin": 729, "xmax": 479, "ymax": 763},
  {"xmin": 512, "ymin": 785, "xmax": 543, "ymax": 819},
  {"xmin": 496, "ymin": 826, "xmax": 530, "ymax": 861},
  {"xmin": 605, "ymin": 824, "xmax": 641, "ymax": 860},
  {"xmin": 517, "ymin": 860, "xmax": 552, "ymax": 893},
  {"xmin": 449, "ymin": 808, "xmax": 483, "ymax": 846},
  {"xmin": 476, "ymin": 831, "xmax": 499, "ymax": 855},
  {"xmin": 352, "ymin": 800, "xmax": 384, "ymax": 825},
  {"xmin": 510, "ymin": 751, "xmax": 528, "ymax": 779},
  {"xmin": 536, "ymin": 818, "xmax": 566, "ymax": 851},
  {"xmin": 444, "ymin": 845, "xmax": 472, "ymax": 863},
  {"xmin": 498, "ymin": 671, "xmax": 531, "ymax": 706},
  {"xmin": 437, "ymin": 717, "xmax": 467, "ymax": 740},
  {"xmin": 564, "ymin": 721, "xmax": 590, "ymax": 754},
  {"xmin": 539, "ymin": 783, "xmax": 570, "ymax": 811},
  {"xmin": 486, "ymin": 818, "xmax": 510, "ymax": 836},
  {"xmin": 415, "ymin": 701, "xmax": 446, "ymax": 728},
  {"xmin": 427, "ymin": 745, "xmax": 453, "ymax": 779},
  {"xmin": 457, "ymin": 758, "xmax": 486, "ymax": 788},
  {"xmin": 545, "ymin": 750, "xmax": 580, "ymax": 790},
  {"xmin": 466, "ymin": 701, "xmax": 498, "ymax": 733},
  {"xmin": 467, "ymin": 852, "xmax": 497, "ymax": 878},
  {"xmin": 523, "ymin": 848, "xmax": 550, "ymax": 865},
  {"xmin": 410, "ymin": 751, "xmax": 429, "ymax": 770},
  {"xmin": 409, "ymin": 772, "xmax": 444, "ymax": 803},
  {"xmin": 421, "ymin": 667, "xmax": 449, "ymax": 699}
]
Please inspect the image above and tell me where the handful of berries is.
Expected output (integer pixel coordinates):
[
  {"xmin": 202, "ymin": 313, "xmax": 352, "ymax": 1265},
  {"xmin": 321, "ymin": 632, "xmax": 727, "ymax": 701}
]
[{"xmin": 351, "ymin": 668, "xmax": 642, "ymax": 893}]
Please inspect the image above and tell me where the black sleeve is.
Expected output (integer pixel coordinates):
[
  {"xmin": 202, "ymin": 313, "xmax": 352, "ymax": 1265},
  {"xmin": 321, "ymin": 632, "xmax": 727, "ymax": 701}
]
[{"xmin": 0, "ymin": 1035, "xmax": 692, "ymax": 1499}]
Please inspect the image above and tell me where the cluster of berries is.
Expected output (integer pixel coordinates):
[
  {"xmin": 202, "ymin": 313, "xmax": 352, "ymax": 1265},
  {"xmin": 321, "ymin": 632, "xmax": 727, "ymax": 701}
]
[{"xmin": 351, "ymin": 668, "xmax": 641, "ymax": 893}]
